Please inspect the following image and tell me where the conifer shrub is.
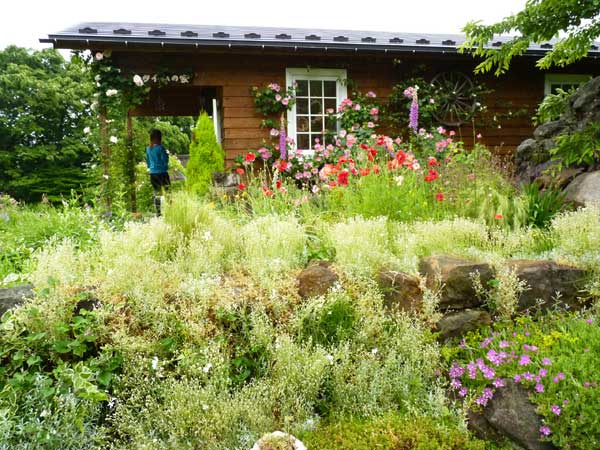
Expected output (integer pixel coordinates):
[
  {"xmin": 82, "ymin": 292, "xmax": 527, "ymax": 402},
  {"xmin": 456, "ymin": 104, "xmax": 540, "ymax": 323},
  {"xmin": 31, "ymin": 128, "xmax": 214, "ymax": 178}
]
[{"xmin": 185, "ymin": 112, "xmax": 225, "ymax": 195}]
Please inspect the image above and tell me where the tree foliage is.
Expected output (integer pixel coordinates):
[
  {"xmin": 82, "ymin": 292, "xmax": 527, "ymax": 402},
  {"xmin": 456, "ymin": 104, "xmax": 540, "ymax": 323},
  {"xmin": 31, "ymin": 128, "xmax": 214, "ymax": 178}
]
[
  {"xmin": 185, "ymin": 112, "xmax": 225, "ymax": 194},
  {"xmin": 0, "ymin": 46, "xmax": 96, "ymax": 202},
  {"xmin": 461, "ymin": 0, "xmax": 600, "ymax": 75}
]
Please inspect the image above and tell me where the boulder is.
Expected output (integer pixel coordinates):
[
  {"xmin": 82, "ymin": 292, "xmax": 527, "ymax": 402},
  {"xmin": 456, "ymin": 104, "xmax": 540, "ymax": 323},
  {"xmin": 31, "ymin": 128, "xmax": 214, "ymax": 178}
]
[
  {"xmin": 535, "ymin": 166, "xmax": 584, "ymax": 189},
  {"xmin": 0, "ymin": 284, "xmax": 34, "ymax": 317},
  {"xmin": 507, "ymin": 260, "xmax": 587, "ymax": 312},
  {"xmin": 564, "ymin": 171, "xmax": 600, "ymax": 206},
  {"xmin": 469, "ymin": 381, "xmax": 557, "ymax": 450},
  {"xmin": 297, "ymin": 260, "xmax": 339, "ymax": 299},
  {"xmin": 418, "ymin": 255, "xmax": 494, "ymax": 310},
  {"xmin": 436, "ymin": 309, "xmax": 491, "ymax": 340},
  {"xmin": 533, "ymin": 120, "xmax": 565, "ymax": 140},
  {"xmin": 213, "ymin": 172, "xmax": 240, "ymax": 187},
  {"xmin": 378, "ymin": 270, "xmax": 423, "ymax": 313}
]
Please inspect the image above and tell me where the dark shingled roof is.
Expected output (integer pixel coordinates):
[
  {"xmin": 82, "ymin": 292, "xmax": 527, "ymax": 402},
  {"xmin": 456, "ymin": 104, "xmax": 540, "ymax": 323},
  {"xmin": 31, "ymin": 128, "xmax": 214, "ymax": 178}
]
[{"xmin": 41, "ymin": 22, "xmax": 600, "ymax": 55}]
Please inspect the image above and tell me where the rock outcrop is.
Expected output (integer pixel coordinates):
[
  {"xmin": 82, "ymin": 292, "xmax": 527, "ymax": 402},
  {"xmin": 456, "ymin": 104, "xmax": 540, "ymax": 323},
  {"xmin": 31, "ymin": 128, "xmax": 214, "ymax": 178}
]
[
  {"xmin": 297, "ymin": 260, "xmax": 339, "ymax": 299},
  {"xmin": 564, "ymin": 171, "xmax": 600, "ymax": 206},
  {"xmin": 378, "ymin": 270, "xmax": 423, "ymax": 313},
  {"xmin": 0, "ymin": 285, "xmax": 33, "ymax": 317}
]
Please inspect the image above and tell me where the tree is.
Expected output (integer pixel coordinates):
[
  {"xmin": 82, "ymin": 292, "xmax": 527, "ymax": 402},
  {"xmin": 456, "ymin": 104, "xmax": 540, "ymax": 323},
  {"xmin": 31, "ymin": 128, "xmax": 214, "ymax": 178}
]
[
  {"xmin": 462, "ymin": 0, "xmax": 600, "ymax": 75},
  {"xmin": 185, "ymin": 112, "xmax": 225, "ymax": 194},
  {"xmin": 0, "ymin": 46, "xmax": 96, "ymax": 202}
]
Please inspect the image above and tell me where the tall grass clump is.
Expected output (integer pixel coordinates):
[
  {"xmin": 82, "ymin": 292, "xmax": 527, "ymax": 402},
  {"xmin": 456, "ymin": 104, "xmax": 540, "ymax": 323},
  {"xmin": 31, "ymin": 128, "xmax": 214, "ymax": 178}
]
[{"xmin": 550, "ymin": 205, "xmax": 600, "ymax": 270}]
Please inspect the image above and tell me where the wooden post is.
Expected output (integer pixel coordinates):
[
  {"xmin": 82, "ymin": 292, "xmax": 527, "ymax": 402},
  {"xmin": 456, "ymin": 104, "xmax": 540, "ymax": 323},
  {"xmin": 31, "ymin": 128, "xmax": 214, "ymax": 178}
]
[
  {"xmin": 99, "ymin": 108, "xmax": 111, "ymax": 211},
  {"xmin": 126, "ymin": 114, "xmax": 137, "ymax": 212}
]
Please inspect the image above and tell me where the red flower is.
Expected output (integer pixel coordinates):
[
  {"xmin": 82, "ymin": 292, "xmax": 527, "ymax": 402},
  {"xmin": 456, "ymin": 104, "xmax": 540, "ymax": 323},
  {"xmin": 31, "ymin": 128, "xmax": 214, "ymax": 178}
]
[
  {"xmin": 367, "ymin": 147, "xmax": 377, "ymax": 162},
  {"xmin": 427, "ymin": 157, "xmax": 438, "ymax": 167},
  {"xmin": 276, "ymin": 179, "xmax": 282, "ymax": 189},
  {"xmin": 373, "ymin": 164, "xmax": 380, "ymax": 175},
  {"xmin": 376, "ymin": 135, "xmax": 385, "ymax": 145},
  {"xmin": 424, "ymin": 169, "xmax": 439, "ymax": 182},
  {"xmin": 435, "ymin": 192, "xmax": 445, "ymax": 202},
  {"xmin": 236, "ymin": 167, "xmax": 245, "ymax": 175},
  {"xmin": 495, "ymin": 213, "xmax": 504, "ymax": 220},
  {"xmin": 262, "ymin": 185, "xmax": 274, "ymax": 197},
  {"xmin": 337, "ymin": 170, "xmax": 349, "ymax": 186},
  {"xmin": 395, "ymin": 150, "xmax": 407, "ymax": 165},
  {"xmin": 238, "ymin": 183, "xmax": 246, "ymax": 190},
  {"xmin": 245, "ymin": 152, "xmax": 256, "ymax": 163},
  {"xmin": 276, "ymin": 160, "xmax": 290, "ymax": 172},
  {"xmin": 360, "ymin": 143, "xmax": 369, "ymax": 150},
  {"xmin": 359, "ymin": 168, "xmax": 370, "ymax": 176}
]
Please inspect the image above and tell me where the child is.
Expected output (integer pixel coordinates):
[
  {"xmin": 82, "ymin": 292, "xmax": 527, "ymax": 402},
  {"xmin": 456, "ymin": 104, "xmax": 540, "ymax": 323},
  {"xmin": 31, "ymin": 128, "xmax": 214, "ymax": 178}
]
[{"xmin": 146, "ymin": 129, "xmax": 170, "ymax": 216}]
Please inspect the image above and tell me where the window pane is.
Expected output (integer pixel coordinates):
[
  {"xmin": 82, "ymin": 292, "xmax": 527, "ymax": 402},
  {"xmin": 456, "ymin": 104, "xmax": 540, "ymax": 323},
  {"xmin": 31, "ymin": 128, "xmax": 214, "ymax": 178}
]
[
  {"xmin": 296, "ymin": 98, "xmax": 309, "ymax": 114},
  {"xmin": 310, "ymin": 99, "xmax": 323, "ymax": 115},
  {"xmin": 297, "ymin": 116, "xmax": 309, "ymax": 132},
  {"xmin": 310, "ymin": 80, "xmax": 322, "ymax": 97},
  {"xmin": 296, "ymin": 80, "xmax": 308, "ymax": 96},
  {"xmin": 311, "ymin": 134, "xmax": 323, "ymax": 147},
  {"xmin": 297, "ymin": 133, "xmax": 310, "ymax": 149},
  {"xmin": 324, "ymin": 81, "xmax": 336, "ymax": 97},
  {"xmin": 324, "ymin": 98, "xmax": 337, "ymax": 114},
  {"xmin": 325, "ymin": 116, "xmax": 337, "ymax": 131},
  {"xmin": 311, "ymin": 116, "xmax": 323, "ymax": 133}
]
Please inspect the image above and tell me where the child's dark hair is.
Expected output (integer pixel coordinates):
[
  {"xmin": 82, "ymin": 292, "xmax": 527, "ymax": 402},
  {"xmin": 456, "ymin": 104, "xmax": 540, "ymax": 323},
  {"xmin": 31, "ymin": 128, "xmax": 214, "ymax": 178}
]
[{"xmin": 150, "ymin": 129, "xmax": 162, "ymax": 142}]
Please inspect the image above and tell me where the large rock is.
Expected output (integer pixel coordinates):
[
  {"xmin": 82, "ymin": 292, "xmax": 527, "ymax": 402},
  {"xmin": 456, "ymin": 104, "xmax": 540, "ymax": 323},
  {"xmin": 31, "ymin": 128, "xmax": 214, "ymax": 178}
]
[
  {"xmin": 297, "ymin": 260, "xmax": 339, "ymax": 299},
  {"xmin": 508, "ymin": 260, "xmax": 586, "ymax": 312},
  {"xmin": 436, "ymin": 309, "xmax": 491, "ymax": 340},
  {"xmin": 0, "ymin": 284, "xmax": 33, "ymax": 316},
  {"xmin": 378, "ymin": 270, "xmax": 423, "ymax": 313},
  {"xmin": 535, "ymin": 166, "xmax": 585, "ymax": 189},
  {"xmin": 419, "ymin": 255, "xmax": 494, "ymax": 310},
  {"xmin": 564, "ymin": 171, "xmax": 600, "ymax": 206},
  {"xmin": 533, "ymin": 120, "xmax": 565, "ymax": 140},
  {"xmin": 469, "ymin": 381, "xmax": 557, "ymax": 450}
]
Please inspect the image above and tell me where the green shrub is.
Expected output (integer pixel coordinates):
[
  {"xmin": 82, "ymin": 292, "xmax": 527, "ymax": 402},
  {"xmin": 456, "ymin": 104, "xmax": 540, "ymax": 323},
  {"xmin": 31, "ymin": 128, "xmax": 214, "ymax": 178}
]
[
  {"xmin": 521, "ymin": 182, "xmax": 567, "ymax": 228},
  {"xmin": 299, "ymin": 414, "xmax": 502, "ymax": 450},
  {"xmin": 297, "ymin": 293, "xmax": 356, "ymax": 346},
  {"xmin": 185, "ymin": 112, "xmax": 225, "ymax": 195},
  {"xmin": 533, "ymin": 87, "xmax": 575, "ymax": 126}
]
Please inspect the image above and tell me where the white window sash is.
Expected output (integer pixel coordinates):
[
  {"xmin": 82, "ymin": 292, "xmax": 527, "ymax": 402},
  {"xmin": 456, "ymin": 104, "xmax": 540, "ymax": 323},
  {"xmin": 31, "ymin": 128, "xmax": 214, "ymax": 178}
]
[
  {"xmin": 544, "ymin": 74, "xmax": 591, "ymax": 96},
  {"xmin": 285, "ymin": 68, "xmax": 348, "ymax": 151}
]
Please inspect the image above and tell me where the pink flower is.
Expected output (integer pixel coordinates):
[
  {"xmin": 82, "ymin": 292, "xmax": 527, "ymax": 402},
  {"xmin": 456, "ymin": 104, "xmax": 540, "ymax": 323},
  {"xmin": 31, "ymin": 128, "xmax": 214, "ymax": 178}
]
[
  {"xmin": 535, "ymin": 383, "xmax": 545, "ymax": 393},
  {"xmin": 514, "ymin": 374, "xmax": 522, "ymax": 383},
  {"xmin": 367, "ymin": 121, "xmax": 375, "ymax": 128},
  {"xmin": 449, "ymin": 130, "xmax": 456, "ymax": 137},
  {"xmin": 366, "ymin": 91, "xmax": 377, "ymax": 98},
  {"xmin": 429, "ymin": 98, "xmax": 435, "ymax": 104},
  {"xmin": 282, "ymin": 97, "xmax": 289, "ymax": 105},
  {"xmin": 458, "ymin": 387, "xmax": 468, "ymax": 397},
  {"xmin": 275, "ymin": 94, "xmax": 282, "ymax": 101},
  {"xmin": 346, "ymin": 134, "xmax": 357, "ymax": 147},
  {"xmin": 499, "ymin": 340, "xmax": 510, "ymax": 349},
  {"xmin": 270, "ymin": 128, "xmax": 279, "ymax": 136},
  {"xmin": 539, "ymin": 425, "xmax": 551, "ymax": 437},
  {"xmin": 493, "ymin": 378, "xmax": 505, "ymax": 388},
  {"xmin": 326, "ymin": 108, "xmax": 334, "ymax": 114},
  {"xmin": 518, "ymin": 354, "xmax": 531, "ymax": 366},
  {"xmin": 541, "ymin": 358, "xmax": 552, "ymax": 366},
  {"xmin": 476, "ymin": 133, "xmax": 482, "ymax": 139},
  {"xmin": 370, "ymin": 107, "xmax": 379, "ymax": 116},
  {"xmin": 353, "ymin": 104, "xmax": 361, "ymax": 111},
  {"xmin": 551, "ymin": 405, "xmax": 561, "ymax": 415}
]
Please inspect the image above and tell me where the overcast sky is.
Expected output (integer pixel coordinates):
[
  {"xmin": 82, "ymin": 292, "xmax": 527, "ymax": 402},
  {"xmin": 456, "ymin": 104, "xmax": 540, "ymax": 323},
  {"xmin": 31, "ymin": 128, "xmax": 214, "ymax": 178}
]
[{"xmin": 2, "ymin": 0, "xmax": 528, "ymax": 50}]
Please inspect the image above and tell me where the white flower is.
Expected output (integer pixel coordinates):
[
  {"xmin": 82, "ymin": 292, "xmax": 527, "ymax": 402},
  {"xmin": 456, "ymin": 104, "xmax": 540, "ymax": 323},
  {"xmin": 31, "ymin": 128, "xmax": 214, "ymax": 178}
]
[
  {"xmin": 151, "ymin": 356, "xmax": 159, "ymax": 370},
  {"xmin": 202, "ymin": 363, "xmax": 212, "ymax": 373},
  {"xmin": 133, "ymin": 74, "xmax": 144, "ymax": 86},
  {"xmin": 203, "ymin": 231, "xmax": 212, "ymax": 241},
  {"xmin": 371, "ymin": 347, "xmax": 378, "ymax": 355},
  {"xmin": 109, "ymin": 136, "xmax": 118, "ymax": 144},
  {"xmin": 180, "ymin": 74, "xmax": 189, "ymax": 83},
  {"xmin": 95, "ymin": 52, "xmax": 103, "ymax": 61},
  {"xmin": 171, "ymin": 75, "xmax": 179, "ymax": 82},
  {"xmin": 151, "ymin": 75, "xmax": 158, "ymax": 83},
  {"xmin": 103, "ymin": 174, "xmax": 109, "ymax": 180},
  {"xmin": 325, "ymin": 354, "xmax": 334, "ymax": 363},
  {"xmin": 394, "ymin": 175, "xmax": 404, "ymax": 186},
  {"xmin": 83, "ymin": 126, "xmax": 91, "ymax": 134},
  {"xmin": 94, "ymin": 74, "xmax": 101, "ymax": 82},
  {"xmin": 105, "ymin": 89, "xmax": 118, "ymax": 97},
  {"xmin": 142, "ymin": 74, "xmax": 150, "ymax": 82}
]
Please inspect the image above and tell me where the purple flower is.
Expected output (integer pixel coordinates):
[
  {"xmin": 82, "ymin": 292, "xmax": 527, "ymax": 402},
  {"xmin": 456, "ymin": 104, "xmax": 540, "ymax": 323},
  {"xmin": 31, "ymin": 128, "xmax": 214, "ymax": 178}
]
[
  {"xmin": 279, "ymin": 124, "xmax": 287, "ymax": 161},
  {"xmin": 449, "ymin": 363, "xmax": 465, "ymax": 379},
  {"xmin": 523, "ymin": 372, "xmax": 534, "ymax": 381},
  {"xmin": 514, "ymin": 374, "xmax": 522, "ymax": 383},
  {"xmin": 458, "ymin": 387, "xmax": 468, "ymax": 397},
  {"xmin": 518, "ymin": 354, "xmax": 531, "ymax": 366},
  {"xmin": 539, "ymin": 368, "xmax": 548, "ymax": 377},
  {"xmin": 409, "ymin": 97, "xmax": 419, "ymax": 133},
  {"xmin": 586, "ymin": 318, "xmax": 593, "ymax": 324},
  {"xmin": 493, "ymin": 378, "xmax": 505, "ymax": 388},
  {"xmin": 499, "ymin": 340, "xmax": 510, "ymax": 349},
  {"xmin": 535, "ymin": 383, "xmax": 545, "ymax": 393},
  {"xmin": 539, "ymin": 425, "xmax": 551, "ymax": 437},
  {"xmin": 481, "ymin": 338, "xmax": 493, "ymax": 349},
  {"xmin": 541, "ymin": 357, "xmax": 552, "ymax": 366},
  {"xmin": 467, "ymin": 362, "xmax": 477, "ymax": 379},
  {"xmin": 551, "ymin": 405, "xmax": 561, "ymax": 416}
]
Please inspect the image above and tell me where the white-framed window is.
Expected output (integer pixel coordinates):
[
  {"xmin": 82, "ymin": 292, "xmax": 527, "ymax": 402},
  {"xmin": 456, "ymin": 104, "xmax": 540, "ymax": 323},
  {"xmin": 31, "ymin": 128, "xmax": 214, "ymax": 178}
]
[
  {"xmin": 286, "ymin": 68, "xmax": 347, "ymax": 151},
  {"xmin": 544, "ymin": 74, "xmax": 591, "ymax": 96}
]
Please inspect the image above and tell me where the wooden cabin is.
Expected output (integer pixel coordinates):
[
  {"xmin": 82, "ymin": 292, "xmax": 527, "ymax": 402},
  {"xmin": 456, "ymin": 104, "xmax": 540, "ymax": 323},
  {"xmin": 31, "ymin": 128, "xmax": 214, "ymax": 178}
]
[{"xmin": 42, "ymin": 22, "xmax": 600, "ymax": 163}]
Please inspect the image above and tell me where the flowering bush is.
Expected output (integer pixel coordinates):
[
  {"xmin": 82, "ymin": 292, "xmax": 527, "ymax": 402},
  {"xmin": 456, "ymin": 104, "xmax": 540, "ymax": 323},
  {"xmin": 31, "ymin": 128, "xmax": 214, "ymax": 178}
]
[
  {"xmin": 446, "ymin": 314, "xmax": 600, "ymax": 449},
  {"xmin": 252, "ymin": 82, "xmax": 296, "ymax": 117}
]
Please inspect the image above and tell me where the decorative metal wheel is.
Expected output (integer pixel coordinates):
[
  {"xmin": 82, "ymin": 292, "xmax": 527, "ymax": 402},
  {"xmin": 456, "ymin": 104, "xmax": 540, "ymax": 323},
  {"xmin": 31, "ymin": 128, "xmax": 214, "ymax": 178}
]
[{"xmin": 430, "ymin": 71, "xmax": 477, "ymax": 126}]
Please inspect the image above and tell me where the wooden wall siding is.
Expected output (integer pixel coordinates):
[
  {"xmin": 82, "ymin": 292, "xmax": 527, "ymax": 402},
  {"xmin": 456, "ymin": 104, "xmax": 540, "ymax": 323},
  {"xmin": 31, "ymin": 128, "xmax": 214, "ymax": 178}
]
[{"xmin": 117, "ymin": 50, "xmax": 600, "ymax": 163}]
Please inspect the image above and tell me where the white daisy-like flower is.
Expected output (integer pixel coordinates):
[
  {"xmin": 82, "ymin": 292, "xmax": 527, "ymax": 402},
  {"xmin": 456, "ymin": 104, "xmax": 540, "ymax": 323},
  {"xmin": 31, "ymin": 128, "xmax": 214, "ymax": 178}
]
[
  {"xmin": 109, "ymin": 136, "xmax": 118, "ymax": 144},
  {"xmin": 180, "ymin": 74, "xmax": 189, "ymax": 83},
  {"xmin": 171, "ymin": 75, "xmax": 179, "ymax": 82},
  {"xmin": 151, "ymin": 356, "xmax": 159, "ymax": 370},
  {"xmin": 83, "ymin": 127, "xmax": 91, "ymax": 134},
  {"xmin": 202, "ymin": 363, "xmax": 212, "ymax": 373},
  {"xmin": 106, "ymin": 89, "xmax": 118, "ymax": 97},
  {"xmin": 133, "ymin": 74, "xmax": 144, "ymax": 86},
  {"xmin": 142, "ymin": 74, "xmax": 150, "ymax": 83}
]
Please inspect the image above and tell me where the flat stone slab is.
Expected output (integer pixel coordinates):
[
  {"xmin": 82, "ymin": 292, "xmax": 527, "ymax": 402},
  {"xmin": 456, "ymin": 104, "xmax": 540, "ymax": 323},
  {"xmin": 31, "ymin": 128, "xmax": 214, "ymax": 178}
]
[{"xmin": 0, "ymin": 284, "xmax": 34, "ymax": 316}]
